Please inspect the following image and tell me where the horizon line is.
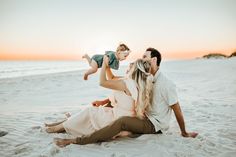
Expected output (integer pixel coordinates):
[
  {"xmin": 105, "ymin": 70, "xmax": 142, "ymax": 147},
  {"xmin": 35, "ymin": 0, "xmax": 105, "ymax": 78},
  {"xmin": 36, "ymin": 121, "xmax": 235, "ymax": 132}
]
[{"xmin": 0, "ymin": 49, "xmax": 235, "ymax": 61}]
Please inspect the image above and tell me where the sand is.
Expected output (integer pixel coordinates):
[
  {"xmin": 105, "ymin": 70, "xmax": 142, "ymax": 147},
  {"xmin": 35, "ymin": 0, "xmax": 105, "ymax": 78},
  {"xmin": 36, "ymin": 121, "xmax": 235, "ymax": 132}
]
[{"xmin": 0, "ymin": 58, "xmax": 236, "ymax": 157}]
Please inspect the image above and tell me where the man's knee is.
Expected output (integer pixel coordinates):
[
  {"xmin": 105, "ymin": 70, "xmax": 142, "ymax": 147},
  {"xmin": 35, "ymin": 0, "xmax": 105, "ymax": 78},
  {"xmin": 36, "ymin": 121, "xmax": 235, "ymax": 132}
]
[{"xmin": 113, "ymin": 116, "xmax": 131, "ymax": 130}]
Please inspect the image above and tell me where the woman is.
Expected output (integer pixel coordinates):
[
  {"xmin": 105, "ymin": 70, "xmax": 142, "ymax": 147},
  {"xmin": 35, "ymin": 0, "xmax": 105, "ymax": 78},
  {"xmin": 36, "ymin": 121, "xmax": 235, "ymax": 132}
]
[{"xmin": 45, "ymin": 56, "xmax": 154, "ymax": 140}]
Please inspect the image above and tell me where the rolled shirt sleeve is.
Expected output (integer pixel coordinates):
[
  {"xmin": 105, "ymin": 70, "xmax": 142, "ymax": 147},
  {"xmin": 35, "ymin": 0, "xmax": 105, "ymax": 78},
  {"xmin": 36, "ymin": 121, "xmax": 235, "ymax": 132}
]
[{"xmin": 162, "ymin": 81, "xmax": 178, "ymax": 106}]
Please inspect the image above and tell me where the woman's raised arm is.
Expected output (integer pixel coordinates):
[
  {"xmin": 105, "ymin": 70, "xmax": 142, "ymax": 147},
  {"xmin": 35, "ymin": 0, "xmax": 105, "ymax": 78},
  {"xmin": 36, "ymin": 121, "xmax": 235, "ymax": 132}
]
[{"xmin": 100, "ymin": 56, "xmax": 130, "ymax": 95}]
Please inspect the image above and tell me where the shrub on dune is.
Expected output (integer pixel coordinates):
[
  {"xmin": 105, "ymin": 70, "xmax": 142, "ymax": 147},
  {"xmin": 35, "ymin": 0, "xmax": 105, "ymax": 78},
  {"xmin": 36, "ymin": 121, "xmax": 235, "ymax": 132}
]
[
  {"xmin": 228, "ymin": 51, "xmax": 236, "ymax": 58},
  {"xmin": 202, "ymin": 53, "xmax": 227, "ymax": 59}
]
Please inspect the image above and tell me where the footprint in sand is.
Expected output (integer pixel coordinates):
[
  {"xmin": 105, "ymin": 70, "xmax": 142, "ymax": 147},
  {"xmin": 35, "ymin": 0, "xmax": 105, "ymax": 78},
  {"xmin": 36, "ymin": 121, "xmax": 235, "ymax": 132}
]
[
  {"xmin": 14, "ymin": 145, "xmax": 32, "ymax": 155},
  {"xmin": 31, "ymin": 126, "xmax": 41, "ymax": 130},
  {"xmin": 0, "ymin": 131, "xmax": 8, "ymax": 137}
]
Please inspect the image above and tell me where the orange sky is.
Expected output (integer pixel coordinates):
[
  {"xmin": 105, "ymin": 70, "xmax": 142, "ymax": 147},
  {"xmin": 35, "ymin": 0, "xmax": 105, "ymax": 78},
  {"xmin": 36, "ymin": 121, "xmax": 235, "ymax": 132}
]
[
  {"xmin": 1, "ymin": 48, "xmax": 235, "ymax": 61},
  {"xmin": 1, "ymin": 0, "xmax": 235, "ymax": 60},
  {"xmin": 0, "ymin": 52, "xmax": 81, "ymax": 60}
]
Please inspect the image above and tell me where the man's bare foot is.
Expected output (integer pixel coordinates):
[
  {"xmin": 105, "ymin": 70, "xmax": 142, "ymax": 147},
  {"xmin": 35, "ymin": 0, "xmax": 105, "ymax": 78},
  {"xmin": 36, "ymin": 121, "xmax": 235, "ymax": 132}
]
[
  {"xmin": 84, "ymin": 73, "xmax": 88, "ymax": 80},
  {"xmin": 54, "ymin": 138, "xmax": 75, "ymax": 147},
  {"xmin": 182, "ymin": 132, "xmax": 198, "ymax": 138}
]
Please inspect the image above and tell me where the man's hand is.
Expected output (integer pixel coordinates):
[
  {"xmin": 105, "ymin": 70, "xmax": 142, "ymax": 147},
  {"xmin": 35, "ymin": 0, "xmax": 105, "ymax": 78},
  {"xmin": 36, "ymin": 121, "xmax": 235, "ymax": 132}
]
[
  {"xmin": 181, "ymin": 132, "xmax": 198, "ymax": 138},
  {"xmin": 171, "ymin": 103, "xmax": 198, "ymax": 138}
]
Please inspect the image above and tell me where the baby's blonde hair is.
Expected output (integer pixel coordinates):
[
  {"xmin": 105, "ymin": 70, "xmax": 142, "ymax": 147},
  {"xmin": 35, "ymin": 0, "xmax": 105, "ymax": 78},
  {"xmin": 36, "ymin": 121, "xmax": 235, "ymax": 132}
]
[{"xmin": 117, "ymin": 43, "xmax": 130, "ymax": 51}]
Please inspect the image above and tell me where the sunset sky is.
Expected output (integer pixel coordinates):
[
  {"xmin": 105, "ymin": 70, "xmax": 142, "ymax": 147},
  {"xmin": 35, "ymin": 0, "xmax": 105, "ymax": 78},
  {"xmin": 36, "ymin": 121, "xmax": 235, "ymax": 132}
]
[{"xmin": 0, "ymin": 0, "xmax": 235, "ymax": 60}]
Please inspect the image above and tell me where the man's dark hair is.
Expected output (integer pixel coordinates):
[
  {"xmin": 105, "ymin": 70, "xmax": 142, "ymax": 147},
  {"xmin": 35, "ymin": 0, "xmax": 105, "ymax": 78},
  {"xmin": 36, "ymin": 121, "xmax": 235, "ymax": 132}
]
[{"xmin": 146, "ymin": 48, "xmax": 161, "ymax": 66}]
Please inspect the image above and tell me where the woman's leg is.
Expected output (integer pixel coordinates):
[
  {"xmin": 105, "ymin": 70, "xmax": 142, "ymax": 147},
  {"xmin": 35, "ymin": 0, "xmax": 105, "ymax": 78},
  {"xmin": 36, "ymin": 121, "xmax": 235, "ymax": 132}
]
[
  {"xmin": 84, "ymin": 60, "xmax": 98, "ymax": 80},
  {"xmin": 46, "ymin": 123, "xmax": 65, "ymax": 133},
  {"xmin": 45, "ymin": 113, "xmax": 71, "ymax": 127}
]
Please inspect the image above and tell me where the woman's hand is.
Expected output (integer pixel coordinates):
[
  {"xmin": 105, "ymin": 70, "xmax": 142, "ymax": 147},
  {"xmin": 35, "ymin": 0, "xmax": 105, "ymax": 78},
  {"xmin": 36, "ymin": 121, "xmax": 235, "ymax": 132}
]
[
  {"xmin": 92, "ymin": 98, "xmax": 110, "ymax": 107},
  {"xmin": 103, "ymin": 55, "xmax": 109, "ymax": 67},
  {"xmin": 100, "ymin": 56, "xmax": 109, "ymax": 87},
  {"xmin": 92, "ymin": 100, "xmax": 105, "ymax": 107}
]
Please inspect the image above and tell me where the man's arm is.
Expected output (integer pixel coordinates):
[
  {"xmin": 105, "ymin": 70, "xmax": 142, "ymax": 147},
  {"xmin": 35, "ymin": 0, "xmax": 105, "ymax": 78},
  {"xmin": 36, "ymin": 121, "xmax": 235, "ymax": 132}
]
[{"xmin": 171, "ymin": 102, "xmax": 198, "ymax": 138}]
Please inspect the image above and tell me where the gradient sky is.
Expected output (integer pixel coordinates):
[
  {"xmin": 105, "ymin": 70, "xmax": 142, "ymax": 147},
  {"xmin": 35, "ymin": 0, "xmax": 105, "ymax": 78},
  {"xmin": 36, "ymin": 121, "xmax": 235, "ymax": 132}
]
[{"xmin": 0, "ymin": 0, "xmax": 236, "ymax": 60}]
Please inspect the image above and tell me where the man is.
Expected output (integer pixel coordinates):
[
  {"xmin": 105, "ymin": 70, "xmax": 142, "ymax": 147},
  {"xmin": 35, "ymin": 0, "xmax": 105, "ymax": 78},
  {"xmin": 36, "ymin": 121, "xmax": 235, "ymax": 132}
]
[{"xmin": 54, "ymin": 48, "xmax": 198, "ymax": 147}]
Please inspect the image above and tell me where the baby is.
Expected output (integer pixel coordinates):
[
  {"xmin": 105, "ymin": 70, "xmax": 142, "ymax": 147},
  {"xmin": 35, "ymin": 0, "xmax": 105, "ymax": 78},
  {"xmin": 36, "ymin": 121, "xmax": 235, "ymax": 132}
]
[{"xmin": 82, "ymin": 43, "xmax": 130, "ymax": 80}]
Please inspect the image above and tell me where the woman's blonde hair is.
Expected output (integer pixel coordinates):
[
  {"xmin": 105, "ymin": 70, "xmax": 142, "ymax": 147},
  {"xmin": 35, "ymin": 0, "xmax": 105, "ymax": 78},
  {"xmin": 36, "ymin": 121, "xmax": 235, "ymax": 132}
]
[{"xmin": 128, "ymin": 59, "xmax": 153, "ymax": 119}]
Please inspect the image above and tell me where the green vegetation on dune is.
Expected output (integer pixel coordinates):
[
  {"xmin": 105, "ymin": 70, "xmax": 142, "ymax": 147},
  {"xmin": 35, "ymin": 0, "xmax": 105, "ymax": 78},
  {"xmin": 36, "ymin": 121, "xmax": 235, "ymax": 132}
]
[{"xmin": 202, "ymin": 51, "xmax": 236, "ymax": 59}]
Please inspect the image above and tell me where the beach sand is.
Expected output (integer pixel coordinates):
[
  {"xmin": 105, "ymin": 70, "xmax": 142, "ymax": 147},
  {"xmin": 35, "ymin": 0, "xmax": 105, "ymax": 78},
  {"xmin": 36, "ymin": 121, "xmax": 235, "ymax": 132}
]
[{"xmin": 0, "ymin": 58, "xmax": 236, "ymax": 157}]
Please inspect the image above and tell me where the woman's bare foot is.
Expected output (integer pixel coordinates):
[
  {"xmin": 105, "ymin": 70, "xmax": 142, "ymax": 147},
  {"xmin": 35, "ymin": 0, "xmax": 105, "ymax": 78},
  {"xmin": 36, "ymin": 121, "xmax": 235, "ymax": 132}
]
[
  {"xmin": 44, "ymin": 119, "xmax": 66, "ymax": 127},
  {"xmin": 65, "ymin": 112, "xmax": 71, "ymax": 118},
  {"xmin": 46, "ymin": 126, "xmax": 57, "ymax": 133},
  {"xmin": 45, "ymin": 122, "xmax": 59, "ymax": 127},
  {"xmin": 45, "ymin": 124, "xmax": 65, "ymax": 133},
  {"xmin": 54, "ymin": 138, "xmax": 76, "ymax": 147}
]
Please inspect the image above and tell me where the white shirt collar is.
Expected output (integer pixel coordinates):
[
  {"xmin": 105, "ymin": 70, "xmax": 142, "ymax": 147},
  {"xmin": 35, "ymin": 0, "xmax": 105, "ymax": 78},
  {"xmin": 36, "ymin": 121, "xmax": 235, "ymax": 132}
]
[{"xmin": 153, "ymin": 70, "xmax": 161, "ymax": 83}]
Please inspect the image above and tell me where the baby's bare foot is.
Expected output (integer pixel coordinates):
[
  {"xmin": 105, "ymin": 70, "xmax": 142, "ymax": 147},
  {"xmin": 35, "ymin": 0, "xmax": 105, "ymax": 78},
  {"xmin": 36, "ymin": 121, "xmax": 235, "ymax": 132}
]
[
  {"xmin": 84, "ymin": 73, "xmax": 88, "ymax": 80},
  {"xmin": 82, "ymin": 54, "xmax": 89, "ymax": 59}
]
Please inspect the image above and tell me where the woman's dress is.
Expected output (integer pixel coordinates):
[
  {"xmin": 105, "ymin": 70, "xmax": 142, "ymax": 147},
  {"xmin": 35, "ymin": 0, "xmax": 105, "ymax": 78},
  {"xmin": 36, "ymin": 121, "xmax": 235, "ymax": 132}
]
[{"xmin": 63, "ymin": 78, "xmax": 138, "ymax": 137}]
